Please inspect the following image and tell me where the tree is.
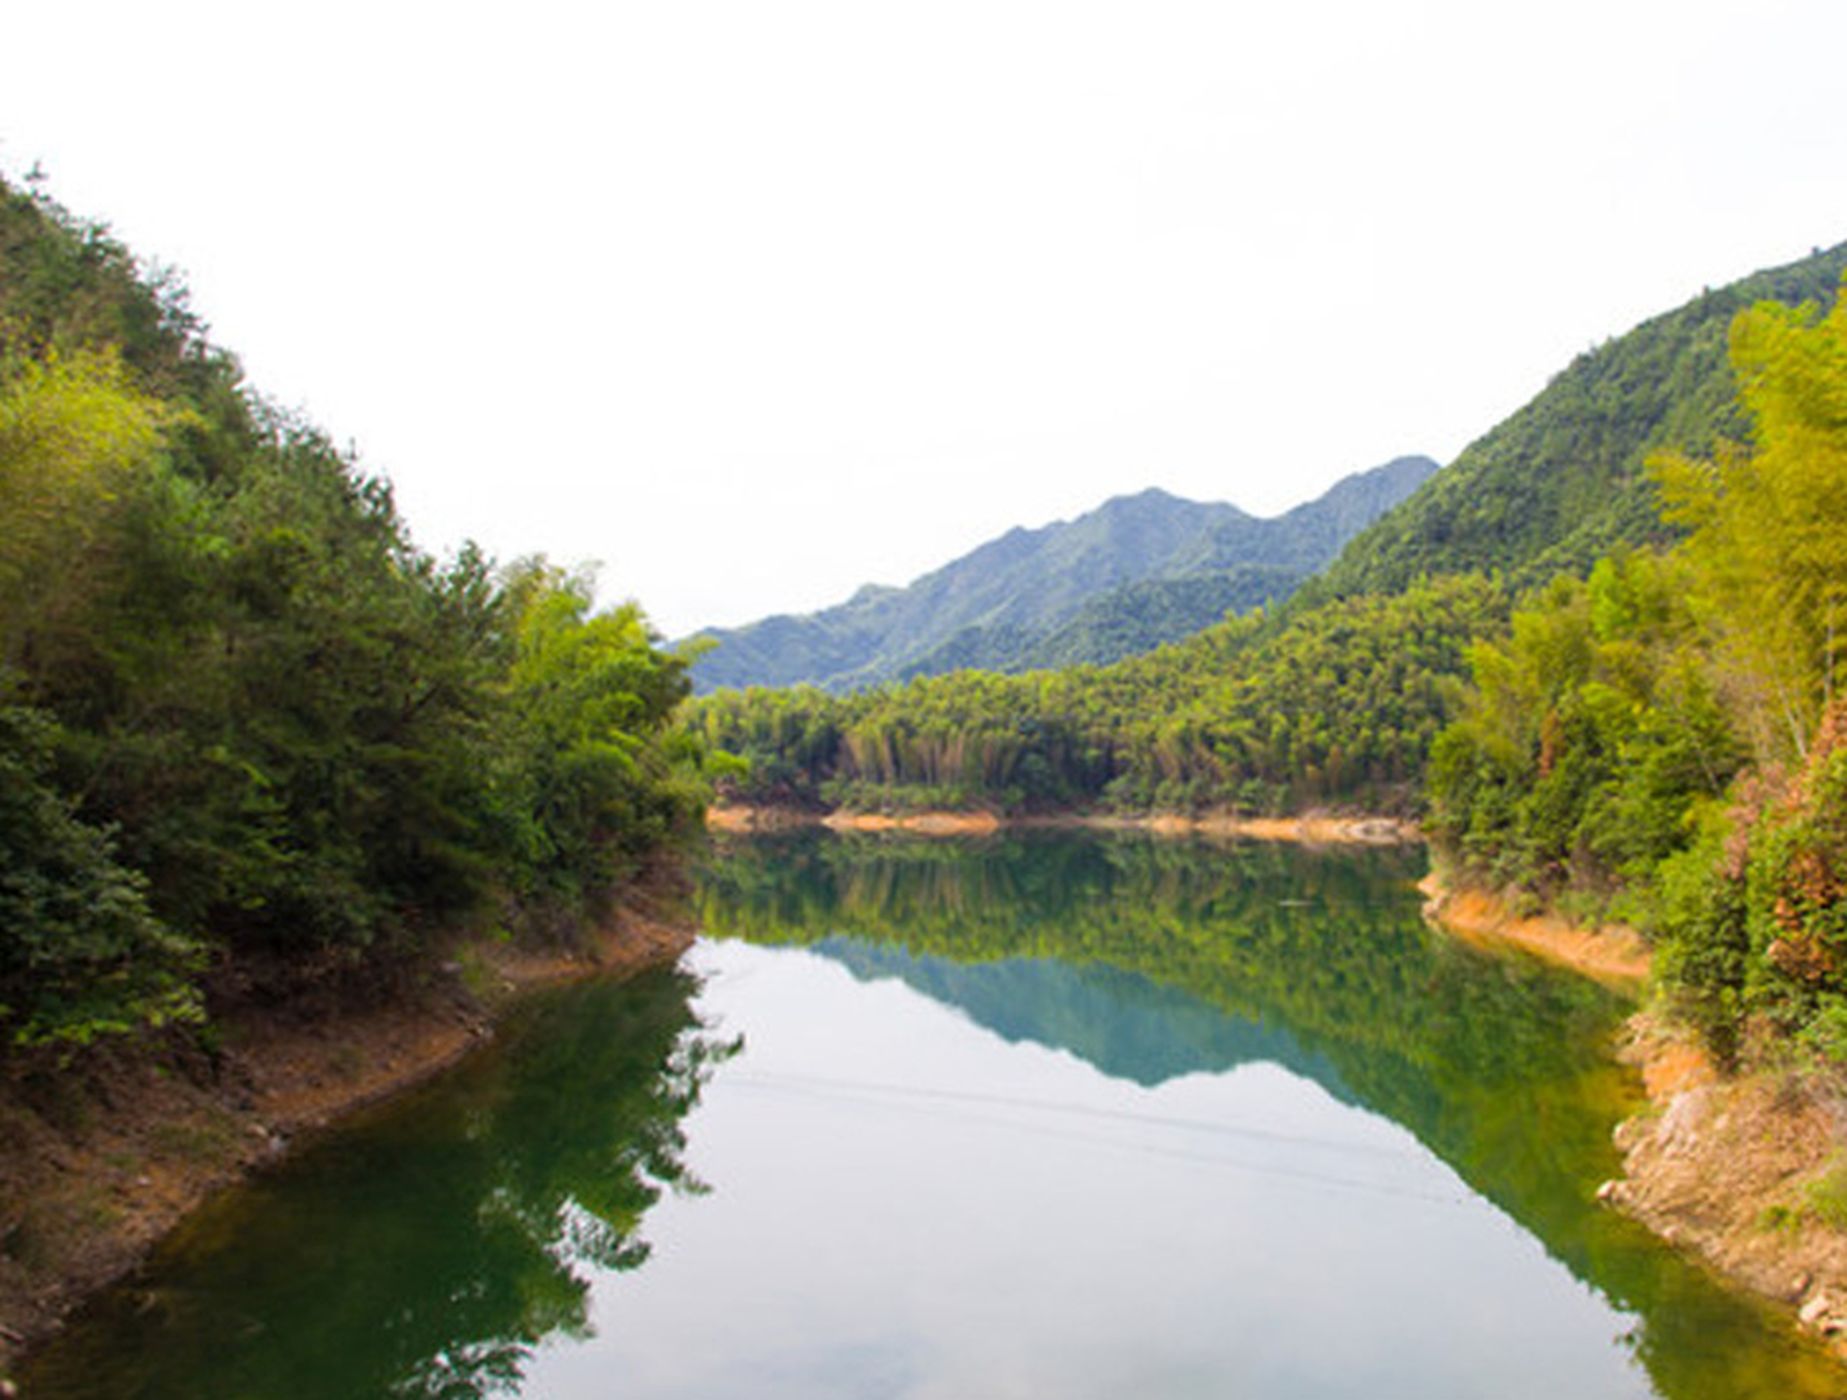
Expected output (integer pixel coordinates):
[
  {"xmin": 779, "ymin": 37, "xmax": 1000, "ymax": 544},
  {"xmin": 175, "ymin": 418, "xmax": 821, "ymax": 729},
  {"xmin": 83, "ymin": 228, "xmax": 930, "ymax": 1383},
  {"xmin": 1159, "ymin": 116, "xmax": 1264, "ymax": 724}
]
[
  {"xmin": 1652, "ymin": 275, "xmax": 1847, "ymax": 764},
  {"xmin": 0, "ymin": 346, "xmax": 174, "ymax": 667}
]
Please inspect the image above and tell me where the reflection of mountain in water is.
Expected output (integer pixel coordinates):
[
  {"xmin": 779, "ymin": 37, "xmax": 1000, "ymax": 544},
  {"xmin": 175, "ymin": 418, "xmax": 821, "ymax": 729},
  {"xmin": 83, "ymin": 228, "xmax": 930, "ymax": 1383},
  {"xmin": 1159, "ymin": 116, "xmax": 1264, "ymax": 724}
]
[
  {"xmin": 814, "ymin": 935, "xmax": 1355, "ymax": 1103},
  {"xmin": 30, "ymin": 832, "xmax": 1842, "ymax": 1400},
  {"xmin": 701, "ymin": 829, "xmax": 1842, "ymax": 1400}
]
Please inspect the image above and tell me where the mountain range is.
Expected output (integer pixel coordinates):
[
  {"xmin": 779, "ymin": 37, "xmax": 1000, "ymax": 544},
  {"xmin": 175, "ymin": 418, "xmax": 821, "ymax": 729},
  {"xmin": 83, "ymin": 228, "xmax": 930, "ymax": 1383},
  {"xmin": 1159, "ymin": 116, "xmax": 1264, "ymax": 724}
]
[{"xmin": 688, "ymin": 454, "xmax": 1436, "ymax": 692}]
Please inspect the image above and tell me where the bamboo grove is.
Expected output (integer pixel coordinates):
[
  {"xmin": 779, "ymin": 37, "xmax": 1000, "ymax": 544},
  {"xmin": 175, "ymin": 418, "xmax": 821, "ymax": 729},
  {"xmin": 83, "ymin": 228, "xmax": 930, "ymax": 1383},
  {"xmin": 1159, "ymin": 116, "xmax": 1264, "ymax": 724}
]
[{"xmin": 688, "ymin": 576, "xmax": 1498, "ymax": 817}]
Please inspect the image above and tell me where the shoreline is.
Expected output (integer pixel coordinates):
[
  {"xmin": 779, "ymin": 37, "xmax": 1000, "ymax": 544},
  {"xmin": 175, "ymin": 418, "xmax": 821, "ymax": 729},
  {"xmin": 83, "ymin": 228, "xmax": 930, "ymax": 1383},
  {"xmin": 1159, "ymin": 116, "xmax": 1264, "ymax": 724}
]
[
  {"xmin": 1416, "ymin": 871, "xmax": 1651, "ymax": 988},
  {"xmin": 706, "ymin": 803, "xmax": 1420, "ymax": 845},
  {"xmin": 0, "ymin": 886, "xmax": 696, "ymax": 1376},
  {"xmin": 21, "ymin": 841, "xmax": 1845, "ymax": 1375},
  {"xmin": 1420, "ymin": 870, "xmax": 1847, "ymax": 1358},
  {"xmin": 1609, "ymin": 1015, "xmax": 1847, "ymax": 1359}
]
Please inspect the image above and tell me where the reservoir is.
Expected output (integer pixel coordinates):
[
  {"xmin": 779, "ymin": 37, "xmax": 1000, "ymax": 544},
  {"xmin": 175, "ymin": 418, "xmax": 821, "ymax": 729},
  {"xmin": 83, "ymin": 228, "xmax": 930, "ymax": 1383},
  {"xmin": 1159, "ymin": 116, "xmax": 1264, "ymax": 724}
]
[{"xmin": 22, "ymin": 832, "xmax": 1841, "ymax": 1398}]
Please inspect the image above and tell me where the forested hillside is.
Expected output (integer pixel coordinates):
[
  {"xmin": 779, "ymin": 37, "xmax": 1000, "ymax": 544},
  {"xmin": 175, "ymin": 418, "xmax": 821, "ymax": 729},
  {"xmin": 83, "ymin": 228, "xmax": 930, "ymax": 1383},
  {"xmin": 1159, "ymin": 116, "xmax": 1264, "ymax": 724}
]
[
  {"xmin": 1009, "ymin": 564, "xmax": 1302, "ymax": 671},
  {"xmin": 0, "ymin": 177, "xmax": 711, "ymax": 1053},
  {"xmin": 1427, "ymin": 277, "xmax": 1847, "ymax": 1065},
  {"xmin": 691, "ymin": 575, "xmax": 1497, "ymax": 815},
  {"xmin": 689, "ymin": 455, "xmax": 1435, "ymax": 692},
  {"xmin": 691, "ymin": 244, "xmax": 1847, "ymax": 833},
  {"xmin": 1311, "ymin": 242, "xmax": 1847, "ymax": 600}
]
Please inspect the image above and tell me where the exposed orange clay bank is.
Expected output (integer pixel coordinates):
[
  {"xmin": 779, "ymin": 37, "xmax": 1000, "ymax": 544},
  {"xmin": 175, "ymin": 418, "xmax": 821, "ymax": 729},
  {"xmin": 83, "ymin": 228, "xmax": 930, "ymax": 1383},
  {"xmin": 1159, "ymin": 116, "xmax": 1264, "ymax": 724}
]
[{"xmin": 1418, "ymin": 872, "xmax": 1651, "ymax": 989}]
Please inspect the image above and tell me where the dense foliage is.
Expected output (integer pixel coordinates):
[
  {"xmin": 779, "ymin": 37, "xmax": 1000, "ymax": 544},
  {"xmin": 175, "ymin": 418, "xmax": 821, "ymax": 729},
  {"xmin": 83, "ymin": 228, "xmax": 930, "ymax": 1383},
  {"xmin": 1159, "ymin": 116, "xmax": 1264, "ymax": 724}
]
[
  {"xmin": 0, "ymin": 178, "xmax": 709, "ymax": 1051},
  {"xmin": 689, "ymin": 457, "xmax": 1434, "ymax": 692},
  {"xmin": 1430, "ymin": 277, "xmax": 1847, "ymax": 1064},
  {"xmin": 1311, "ymin": 243, "xmax": 1847, "ymax": 602},
  {"xmin": 1426, "ymin": 553, "xmax": 1741, "ymax": 905},
  {"xmin": 690, "ymin": 574, "xmax": 1498, "ymax": 815}
]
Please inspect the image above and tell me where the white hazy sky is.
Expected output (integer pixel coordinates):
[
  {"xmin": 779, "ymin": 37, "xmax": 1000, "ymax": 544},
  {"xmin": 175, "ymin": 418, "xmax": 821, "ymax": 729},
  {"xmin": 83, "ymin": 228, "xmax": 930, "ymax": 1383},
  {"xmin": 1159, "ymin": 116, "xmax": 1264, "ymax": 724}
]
[{"xmin": 4, "ymin": 1, "xmax": 1845, "ymax": 635}]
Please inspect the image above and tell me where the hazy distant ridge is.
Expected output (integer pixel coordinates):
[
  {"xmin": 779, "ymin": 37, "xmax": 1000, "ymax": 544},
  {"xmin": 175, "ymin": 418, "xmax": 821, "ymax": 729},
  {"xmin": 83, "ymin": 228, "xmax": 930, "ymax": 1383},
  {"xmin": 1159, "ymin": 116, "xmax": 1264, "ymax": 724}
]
[{"xmin": 689, "ymin": 455, "xmax": 1436, "ymax": 692}]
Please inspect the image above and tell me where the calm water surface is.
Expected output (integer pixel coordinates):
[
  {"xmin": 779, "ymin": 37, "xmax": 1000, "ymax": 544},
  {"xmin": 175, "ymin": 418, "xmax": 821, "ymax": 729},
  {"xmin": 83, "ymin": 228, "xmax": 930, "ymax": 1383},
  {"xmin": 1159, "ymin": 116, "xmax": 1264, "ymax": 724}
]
[{"xmin": 24, "ymin": 832, "xmax": 1845, "ymax": 1398}]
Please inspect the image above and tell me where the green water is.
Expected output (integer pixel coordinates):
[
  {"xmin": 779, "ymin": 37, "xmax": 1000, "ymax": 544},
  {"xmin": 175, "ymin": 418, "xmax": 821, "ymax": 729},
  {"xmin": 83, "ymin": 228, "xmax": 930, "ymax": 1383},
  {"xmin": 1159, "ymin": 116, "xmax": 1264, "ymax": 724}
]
[{"xmin": 23, "ymin": 831, "xmax": 1845, "ymax": 1398}]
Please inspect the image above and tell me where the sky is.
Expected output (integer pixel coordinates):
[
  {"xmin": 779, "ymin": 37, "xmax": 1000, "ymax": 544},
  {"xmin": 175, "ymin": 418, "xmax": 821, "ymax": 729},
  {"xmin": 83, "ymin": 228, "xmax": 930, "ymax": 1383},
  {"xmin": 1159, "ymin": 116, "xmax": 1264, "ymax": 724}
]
[{"xmin": 4, "ymin": 1, "xmax": 1846, "ymax": 636}]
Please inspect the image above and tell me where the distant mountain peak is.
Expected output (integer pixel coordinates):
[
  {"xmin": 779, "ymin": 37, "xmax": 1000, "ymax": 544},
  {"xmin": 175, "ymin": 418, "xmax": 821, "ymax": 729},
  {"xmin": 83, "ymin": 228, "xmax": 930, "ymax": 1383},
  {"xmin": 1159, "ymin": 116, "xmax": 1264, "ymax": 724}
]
[
  {"xmin": 687, "ymin": 454, "xmax": 1437, "ymax": 692},
  {"xmin": 1114, "ymin": 485, "xmax": 1186, "ymax": 504},
  {"xmin": 1091, "ymin": 484, "xmax": 1233, "ymax": 520}
]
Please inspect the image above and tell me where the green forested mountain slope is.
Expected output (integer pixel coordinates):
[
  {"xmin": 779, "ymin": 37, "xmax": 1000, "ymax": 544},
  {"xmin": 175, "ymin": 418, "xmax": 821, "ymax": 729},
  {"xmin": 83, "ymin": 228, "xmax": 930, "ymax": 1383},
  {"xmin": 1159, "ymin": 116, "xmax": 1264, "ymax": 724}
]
[
  {"xmin": 1311, "ymin": 242, "xmax": 1847, "ymax": 601},
  {"xmin": 692, "ymin": 242, "xmax": 1847, "ymax": 826},
  {"xmin": 1423, "ymin": 269, "xmax": 1847, "ymax": 1069},
  {"xmin": 0, "ymin": 177, "xmax": 710, "ymax": 1051},
  {"xmin": 886, "ymin": 564, "xmax": 1303, "ymax": 679},
  {"xmin": 1008, "ymin": 565, "xmax": 1304, "ymax": 672},
  {"xmin": 688, "ymin": 455, "xmax": 1435, "ymax": 692}
]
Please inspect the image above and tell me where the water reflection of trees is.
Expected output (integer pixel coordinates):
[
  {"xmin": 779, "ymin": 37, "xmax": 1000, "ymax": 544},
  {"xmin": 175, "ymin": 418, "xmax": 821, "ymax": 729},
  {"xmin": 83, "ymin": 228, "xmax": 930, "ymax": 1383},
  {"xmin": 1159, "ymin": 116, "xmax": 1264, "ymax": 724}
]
[
  {"xmin": 24, "ymin": 968, "xmax": 734, "ymax": 1400},
  {"xmin": 698, "ymin": 830, "xmax": 1615, "ymax": 1089},
  {"xmin": 698, "ymin": 831, "xmax": 1846, "ymax": 1400}
]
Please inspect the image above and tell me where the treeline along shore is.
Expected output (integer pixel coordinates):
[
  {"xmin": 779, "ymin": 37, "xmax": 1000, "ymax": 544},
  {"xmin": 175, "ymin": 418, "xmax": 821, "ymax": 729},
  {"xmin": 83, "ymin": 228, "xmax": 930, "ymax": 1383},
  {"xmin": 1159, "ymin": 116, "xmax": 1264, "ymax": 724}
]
[{"xmin": 0, "ymin": 175, "xmax": 718, "ymax": 1370}]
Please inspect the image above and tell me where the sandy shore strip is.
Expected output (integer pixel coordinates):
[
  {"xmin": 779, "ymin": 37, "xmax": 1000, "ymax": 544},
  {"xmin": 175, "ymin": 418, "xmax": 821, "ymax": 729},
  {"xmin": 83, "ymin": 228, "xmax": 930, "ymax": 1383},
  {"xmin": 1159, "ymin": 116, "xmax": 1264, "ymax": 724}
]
[{"xmin": 707, "ymin": 804, "xmax": 1419, "ymax": 844}]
